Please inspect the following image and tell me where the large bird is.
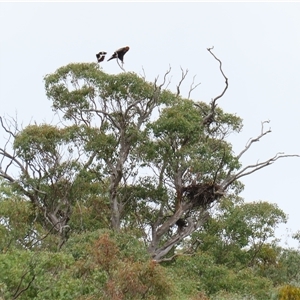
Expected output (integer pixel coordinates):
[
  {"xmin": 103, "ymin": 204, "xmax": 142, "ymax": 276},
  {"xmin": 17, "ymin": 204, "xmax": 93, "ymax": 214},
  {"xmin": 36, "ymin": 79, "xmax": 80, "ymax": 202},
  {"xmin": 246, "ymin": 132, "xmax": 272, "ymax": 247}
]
[
  {"xmin": 96, "ymin": 51, "xmax": 107, "ymax": 63},
  {"xmin": 107, "ymin": 46, "xmax": 130, "ymax": 63}
]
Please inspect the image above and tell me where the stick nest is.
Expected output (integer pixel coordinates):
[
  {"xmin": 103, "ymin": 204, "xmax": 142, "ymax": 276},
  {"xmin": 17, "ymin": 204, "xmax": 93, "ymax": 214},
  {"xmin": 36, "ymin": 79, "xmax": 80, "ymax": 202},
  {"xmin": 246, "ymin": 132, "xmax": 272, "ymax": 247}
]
[{"xmin": 182, "ymin": 182, "xmax": 224, "ymax": 209}]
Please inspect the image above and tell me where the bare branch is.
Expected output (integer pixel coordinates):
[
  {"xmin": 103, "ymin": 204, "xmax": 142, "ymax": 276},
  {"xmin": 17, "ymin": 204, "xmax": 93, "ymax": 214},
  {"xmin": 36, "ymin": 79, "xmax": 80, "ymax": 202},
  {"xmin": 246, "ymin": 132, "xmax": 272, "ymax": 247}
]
[
  {"xmin": 158, "ymin": 65, "xmax": 172, "ymax": 90},
  {"xmin": 0, "ymin": 116, "xmax": 17, "ymax": 138},
  {"xmin": 207, "ymin": 46, "xmax": 229, "ymax": 103},
  {"xmin": 176, "ymin": 67, "xmax": 189, "ymax": 97},
  {"xmin": 140, "ymin": 66, "xmax": 147, "ymax": 80},
  {"xmin": 235, "ymin": 153, "xmax": 299, "ymax": 179},
  {"xmin": 201, "ymin": 47, "xmax": 229, "ymax": 128},
  {"xmin": 188, "ymin": 75, "xmax": 201, "ymax": 99},
  {"xmin": 0, "ymin": 148, "xmax": 27, "ymax": 176},
  {"xmin": 237, "ymin": 120, "xmax": 271, "ymax": 160},
  {"xmin": 221, "ymin": 152, "xmax": 300, "ymax": 190}
]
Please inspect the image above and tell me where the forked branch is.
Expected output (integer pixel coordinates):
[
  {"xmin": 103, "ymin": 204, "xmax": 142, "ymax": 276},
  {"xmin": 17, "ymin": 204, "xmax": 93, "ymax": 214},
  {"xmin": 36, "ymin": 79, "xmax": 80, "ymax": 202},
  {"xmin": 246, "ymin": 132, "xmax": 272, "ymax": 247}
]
[
  {"xmin": 188, "ymin": 75, "xmax": 201, "ymax": 99},
  {"xmin": 176, "ymin": 67, "xmax": 189, "ymax": 97},
  {"xmin": 221, "ymin": 121, "xmax": 300, "ymax": 190},
  {"xmin": 207, "ymin": 46, "xmax": 229, "ymax": 103},
  {"xmin": 237, "ymin": 120, "xmax": 272, "ymax": 160},
  {"xmin": 155, "ymin": 65, "xmax": 172, "ymax": 90},
  {"xmin": 202, "ymin": 47, "xmax": 229, "ymax": 127}
]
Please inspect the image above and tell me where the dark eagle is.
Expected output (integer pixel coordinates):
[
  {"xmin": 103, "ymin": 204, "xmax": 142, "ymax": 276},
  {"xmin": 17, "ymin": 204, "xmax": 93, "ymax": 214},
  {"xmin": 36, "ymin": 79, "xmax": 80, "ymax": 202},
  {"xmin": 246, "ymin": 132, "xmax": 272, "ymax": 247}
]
[
  {"xmin": 96, "ymin": 51, "xmax": 107, "ymax": 63},
  {"xmin": 107, "ymin": 46, "xmax": 130, "ymax": 63}
]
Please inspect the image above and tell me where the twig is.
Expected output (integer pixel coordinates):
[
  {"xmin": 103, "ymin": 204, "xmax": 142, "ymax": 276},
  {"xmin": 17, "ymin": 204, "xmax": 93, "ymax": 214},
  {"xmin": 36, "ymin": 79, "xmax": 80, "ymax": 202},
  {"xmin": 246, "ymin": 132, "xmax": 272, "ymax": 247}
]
[{"xmin": 0, "ymin": 116, "xmax": 17, "ymax": 138}]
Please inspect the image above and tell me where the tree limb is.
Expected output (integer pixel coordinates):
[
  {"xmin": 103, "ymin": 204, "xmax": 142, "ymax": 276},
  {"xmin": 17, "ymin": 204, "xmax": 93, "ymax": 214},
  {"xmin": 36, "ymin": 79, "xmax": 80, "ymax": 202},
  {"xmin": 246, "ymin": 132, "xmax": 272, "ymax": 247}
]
[
  {"xmin": 176, "ymin": 67, "xmax": 188, "ymax": 97},
  {"xmin": 237, "ymin": 120, "xmax": 271, "ymax": 160},
  {"xmin": 188, "ymin": 75, "xmax": 201, "ymax": 100},
  {"xmin": 207, "ymin": 46, "xmax": 229, "ymax": 103},
  {"xmin": 202, "ymin": 47, "xmax": 229, "ymax": 127},
  {"xmin": 221, "ymin": 152, "xmax": 300, "ymax": 190}
]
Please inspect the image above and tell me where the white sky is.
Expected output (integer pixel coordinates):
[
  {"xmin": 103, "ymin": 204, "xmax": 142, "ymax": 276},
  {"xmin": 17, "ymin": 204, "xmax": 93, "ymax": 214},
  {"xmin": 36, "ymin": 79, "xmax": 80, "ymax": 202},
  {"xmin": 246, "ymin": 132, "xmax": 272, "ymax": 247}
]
[{"xmin": 1, "ymin": 2, "xmax": 300, "ymax": 248}]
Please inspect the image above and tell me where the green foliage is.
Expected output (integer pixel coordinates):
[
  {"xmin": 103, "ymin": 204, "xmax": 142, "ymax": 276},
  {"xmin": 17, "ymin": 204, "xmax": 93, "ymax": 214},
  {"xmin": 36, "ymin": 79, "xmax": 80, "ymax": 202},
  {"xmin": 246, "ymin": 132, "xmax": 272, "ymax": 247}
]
[
  {"xmin": 144, "ymin": 98, "xmax": 242, "ymax": 181},
  {"xmin": 0, "ymin": 231, "xmax": 174, "ymax": 300},
  {"xmin": 44, "ymin": 63, "xmax": 175, "ymax": 121},
  {"xmin": 0, "ymin": 180, "xmax": 40, "ymax": 251},
  {"xmin": 253, "ymin": 247, "xmax": 300, "ymax": 287},
  {"xmin": 279, "ymin": 249, "xmax": 300, "ymax": 285},
  {"xmin": 193, "ymin": 197, "xmax": 287, "ymax": 268},
  {"xmin": 0, "ymin": 249, "xmax": 75, "ymax": 299},
  {"xmin": 14, "ymin": 124, "xmax": 64, "ymax": 159},
  {"xmin": 1, "ymin": 62, "xmax": 299, "ymax": 299},
  {"xmin": 171, "ymin": 252, "xmax": 272, "ymax": 299}
]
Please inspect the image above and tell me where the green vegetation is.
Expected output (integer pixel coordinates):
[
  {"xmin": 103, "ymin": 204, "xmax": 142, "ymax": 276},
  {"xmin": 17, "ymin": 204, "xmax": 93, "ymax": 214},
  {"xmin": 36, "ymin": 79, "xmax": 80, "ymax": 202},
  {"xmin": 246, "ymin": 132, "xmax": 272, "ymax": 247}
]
[{"xmin": 0, "ymin": 52, "xmax": 299, "ymax": 299}]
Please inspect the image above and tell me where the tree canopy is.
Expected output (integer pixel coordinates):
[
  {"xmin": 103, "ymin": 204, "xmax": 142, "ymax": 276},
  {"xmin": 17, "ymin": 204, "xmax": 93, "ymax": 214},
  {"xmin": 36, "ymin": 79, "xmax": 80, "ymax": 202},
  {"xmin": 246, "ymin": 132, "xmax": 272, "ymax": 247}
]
[{"xmin": 0, "ymin": 49, "xmax": 299, "ymax": 299}]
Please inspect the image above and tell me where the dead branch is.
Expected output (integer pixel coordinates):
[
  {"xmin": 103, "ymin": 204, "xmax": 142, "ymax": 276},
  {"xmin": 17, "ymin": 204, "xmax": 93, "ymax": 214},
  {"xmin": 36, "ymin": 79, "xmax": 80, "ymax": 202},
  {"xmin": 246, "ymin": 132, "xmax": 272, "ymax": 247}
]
[
  {"xmin": 237, "ymin": 120, "xmax": 271, "ymax": 160},
  {"xmin": 0, "ymin": 116, "xmax": 17, "ymax": 138},
  {"xmin": 221, "ymin": 119, "xmax": 297, "ymax": 189},
  {"xmin": 207, "ymin": 46, "xmax": 229, "ymax": 103},
  {"xmin": 188, "ymin": 75, "xmax": 201, "ymax": 99},
  {"xmin": 176, "ymin": 67, "xmax": 189, "ymax": 97},
  {"xmin": 155, "ymin": 65, "xmax": 172, "ymax": 90},
  {"xmin": 202, "ymin": 47, "xmax": 229, "ymax": 127},
  {"xmin": 140, "ymin": 66, "xmax": 147, "ymax": 80},
  {"xmin": 221, "ymin": 152, "xmax": 300, "ymax": 190},
  {"xmin": 235, "ymin": 153, "xmax": 299, "ymax": 180},
  {"xmin": 0, "ymin": 148, "xmax": 27, "ymax": 178}
]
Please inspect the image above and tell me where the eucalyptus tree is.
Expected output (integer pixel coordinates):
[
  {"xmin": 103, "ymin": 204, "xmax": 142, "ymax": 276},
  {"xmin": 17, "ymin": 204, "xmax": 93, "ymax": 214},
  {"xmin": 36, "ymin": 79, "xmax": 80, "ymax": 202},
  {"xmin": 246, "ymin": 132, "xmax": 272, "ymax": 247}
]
[{"xmin": 0, "ymin": 48, "xmax": 298, "ymax": 259}]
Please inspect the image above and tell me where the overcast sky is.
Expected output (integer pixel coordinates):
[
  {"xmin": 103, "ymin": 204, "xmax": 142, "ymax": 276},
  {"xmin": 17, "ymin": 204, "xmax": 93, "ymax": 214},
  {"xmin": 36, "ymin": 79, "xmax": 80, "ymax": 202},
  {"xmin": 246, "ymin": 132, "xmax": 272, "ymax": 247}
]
[{"xmin": 1, "ymin": 2, "xmax": 300, "ymax": 248}]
